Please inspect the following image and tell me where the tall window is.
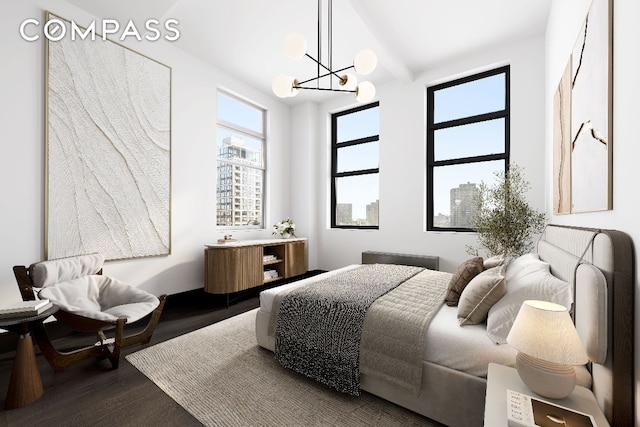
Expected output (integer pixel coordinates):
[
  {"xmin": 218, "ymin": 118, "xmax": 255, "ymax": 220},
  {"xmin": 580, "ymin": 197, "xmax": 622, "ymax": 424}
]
[
  {"xmin": 331, "ymin": 102, "xmax": 380, "ymax": 229},
  {"xmin": 216, "ymin": 91, "xmax": 266, "ymax": 228},
  {"xmin": 427, "ymin": 66, "xmax": 510, "ymax": 231}
]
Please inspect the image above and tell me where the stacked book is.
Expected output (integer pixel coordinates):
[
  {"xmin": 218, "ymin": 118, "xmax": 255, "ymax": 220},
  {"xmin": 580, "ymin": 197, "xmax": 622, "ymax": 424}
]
[
  {"xmin": 506, "ymin": 389, "xmax": 596, "ymax": 427},
  {"xmin": 0, "ymin": 299, "xmax": 53, "ymax": 320},
  {"xmin": 264, "ymin": 269, "xmax": 279, "ymax": 280},
  {"xmin": 263, "ymin": 254, "xmax": 277, "ymax": 262}
]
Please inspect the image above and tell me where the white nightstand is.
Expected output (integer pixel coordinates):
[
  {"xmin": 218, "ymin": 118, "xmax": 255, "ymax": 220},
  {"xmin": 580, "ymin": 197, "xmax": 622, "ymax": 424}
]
[{"xmin": 484, "ymin": 363, "xmax": 609, "ymax": 426}]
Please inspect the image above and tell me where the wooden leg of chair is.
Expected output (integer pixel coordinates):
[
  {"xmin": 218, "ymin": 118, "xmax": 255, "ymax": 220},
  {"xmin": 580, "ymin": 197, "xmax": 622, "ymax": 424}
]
[
  {"xmin": 108, "ymin": 318, "xmax": 127, "ymax": 370},
  {"xmin": 121, "ymin": 294, "xmax": 167, "ymax": 348},
  {"xmin": 31, "ymin": 321, "xmax": 109, "ymax": 371}
]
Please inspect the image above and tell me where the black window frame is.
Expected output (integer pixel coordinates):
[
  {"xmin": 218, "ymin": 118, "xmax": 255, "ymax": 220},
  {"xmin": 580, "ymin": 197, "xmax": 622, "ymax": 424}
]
[
  {"xmin": 330, "ymin": 101, "xmax": 380, "ymax": 229},
  {"xmin": 426, "ymin": 65, "xmax": 510, "ymax": 232}
]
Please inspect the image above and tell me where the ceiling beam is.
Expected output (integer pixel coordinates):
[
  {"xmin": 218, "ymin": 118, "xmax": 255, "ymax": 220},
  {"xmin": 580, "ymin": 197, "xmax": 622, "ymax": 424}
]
[{"xmin": 347, "ymin": 0, "xmax": 414, "ymax": 83}]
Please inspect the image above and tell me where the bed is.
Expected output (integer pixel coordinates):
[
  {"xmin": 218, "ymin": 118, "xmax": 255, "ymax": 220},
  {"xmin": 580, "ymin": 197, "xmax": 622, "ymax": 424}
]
[{"xmin": 255, "ymin": 225, "xmax": 634, "ymax": 426}]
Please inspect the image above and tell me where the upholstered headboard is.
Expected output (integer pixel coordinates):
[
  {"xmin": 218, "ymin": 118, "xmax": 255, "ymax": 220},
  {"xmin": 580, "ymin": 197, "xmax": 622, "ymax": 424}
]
[{"xmin": 537, "ymin": 224, "xmax": 634, "ymax": 426}]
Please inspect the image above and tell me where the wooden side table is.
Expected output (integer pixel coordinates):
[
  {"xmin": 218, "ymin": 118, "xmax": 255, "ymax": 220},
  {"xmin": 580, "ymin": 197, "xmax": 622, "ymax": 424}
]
[
  {"xmin": 484, "ymin": 363, "xmax": 609, "ymax": 426},
  {"xmin": 0, "ymin": 305, "xmax": 58, "ymax": 409}
]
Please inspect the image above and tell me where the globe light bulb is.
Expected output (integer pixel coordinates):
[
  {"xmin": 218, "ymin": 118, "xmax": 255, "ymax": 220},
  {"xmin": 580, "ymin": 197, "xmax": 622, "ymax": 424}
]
[
  {"xmin": 272, "ymin": 75, "xmax": 296, "ymax": 98},
  {"xmin": 339, "ymin": 73, "xmax": 358, "ymax": 91},
  {"xmin": 284, "ymin": 33, "xmax": 307, "ymax": 60},
  {"xmin": 355, "ymin": 81, "xmax": 375, "ymax": 103},
  {"xmin": 353, "ymin": 49, "xmax": 377, "ymax": 75}
]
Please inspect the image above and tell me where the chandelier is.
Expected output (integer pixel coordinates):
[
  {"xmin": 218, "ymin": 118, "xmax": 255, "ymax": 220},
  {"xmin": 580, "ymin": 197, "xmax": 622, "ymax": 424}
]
[{"xmin": 272, "ymin": 0, "xmax": 377, "ymax": 103}]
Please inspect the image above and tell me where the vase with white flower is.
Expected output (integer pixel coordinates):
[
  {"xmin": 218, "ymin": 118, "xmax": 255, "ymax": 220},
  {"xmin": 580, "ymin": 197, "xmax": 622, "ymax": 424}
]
[{"xmin": 272, "ymin": 218, "xmax": 296, "ymax": 238}]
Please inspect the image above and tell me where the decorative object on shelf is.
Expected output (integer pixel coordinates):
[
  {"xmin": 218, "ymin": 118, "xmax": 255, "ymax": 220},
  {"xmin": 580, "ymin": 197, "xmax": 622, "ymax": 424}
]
[
  {"xmin": 272, "ymin": 0, "xmax": 377, "ymax": 103},
  {"xmin": 272, "ymin": 218, "xmax": 296, "ymax": 238},
  {"xmin": 216, "ymin": 235, "xmax": 237, "ymax": 244},
  {"xmin": 466, "ymin": 163, "xmax": 546, "ymax": 258},
  {"xmin": 507, "ymin": 300, "xmax": 588, "ymax": 399}
]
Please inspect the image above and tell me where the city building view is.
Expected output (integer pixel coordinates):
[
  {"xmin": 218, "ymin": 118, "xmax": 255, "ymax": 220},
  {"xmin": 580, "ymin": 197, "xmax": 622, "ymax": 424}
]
[
  {"xmin": 434, "ymin": 182, "xmax": 479, "ymax": 229},
  {"xmin": 216, "ymin": 136, "xmax": 263, "ymax": 227},
  {"xmin": 336, "ymin": 199, "xmax": 379, "ymax": 226}
]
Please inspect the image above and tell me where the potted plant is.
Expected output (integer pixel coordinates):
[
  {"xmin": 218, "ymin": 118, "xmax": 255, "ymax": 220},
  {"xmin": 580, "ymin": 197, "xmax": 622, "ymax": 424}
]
[
  {"xmin": 466, "ymin": 164, "xmax": 546, "ymax": 258},
  {"xmin": 272, "ymin": 218, "xmax": 296, "ymax": 238}
]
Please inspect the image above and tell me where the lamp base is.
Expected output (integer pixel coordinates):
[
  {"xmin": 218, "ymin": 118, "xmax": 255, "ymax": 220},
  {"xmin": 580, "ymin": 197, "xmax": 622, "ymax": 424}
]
[{"xmin": 515, "ymin": 352, "xmax": 577, "ymax": 399}]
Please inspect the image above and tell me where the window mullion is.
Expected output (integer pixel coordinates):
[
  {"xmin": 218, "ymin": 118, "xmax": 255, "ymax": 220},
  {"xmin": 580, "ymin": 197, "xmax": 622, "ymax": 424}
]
[{"xmin": 218, "ymin": 120, "xmax": 265, "ymax": 141}]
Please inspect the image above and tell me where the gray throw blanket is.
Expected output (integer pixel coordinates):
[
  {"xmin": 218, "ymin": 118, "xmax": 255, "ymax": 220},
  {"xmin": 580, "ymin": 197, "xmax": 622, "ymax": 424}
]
[
  {"xmin": 274, "ymin": 264, "xmax": 424, "ymax": 395},
  {"xmin": 360, "ymin": 269, "xmax": 451, "ymax": 394}
]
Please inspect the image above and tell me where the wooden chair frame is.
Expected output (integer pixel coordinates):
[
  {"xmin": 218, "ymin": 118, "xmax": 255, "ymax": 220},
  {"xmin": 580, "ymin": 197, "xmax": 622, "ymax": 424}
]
[{"xmin": 13, "ymin": 265, "xmax": 167, "ymax": 370}]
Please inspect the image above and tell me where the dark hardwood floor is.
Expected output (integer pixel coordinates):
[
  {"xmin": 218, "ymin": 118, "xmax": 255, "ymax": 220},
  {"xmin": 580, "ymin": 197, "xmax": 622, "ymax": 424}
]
[{"xmin": 0, "ymin": 291, "xmax": 260, "ymax": 427}]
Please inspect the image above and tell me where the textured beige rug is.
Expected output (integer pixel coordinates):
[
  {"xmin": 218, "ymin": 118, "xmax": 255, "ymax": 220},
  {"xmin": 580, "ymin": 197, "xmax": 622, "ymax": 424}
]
[{"xmin": 126, "ymin": 309, "xmax": 444, "ymax": 427}]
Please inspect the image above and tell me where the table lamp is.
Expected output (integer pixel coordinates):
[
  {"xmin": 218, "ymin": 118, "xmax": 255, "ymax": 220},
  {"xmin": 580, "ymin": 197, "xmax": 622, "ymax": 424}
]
[{"xmin": 506, "ymin": 300, "xmax": 588, "ymax": 399}]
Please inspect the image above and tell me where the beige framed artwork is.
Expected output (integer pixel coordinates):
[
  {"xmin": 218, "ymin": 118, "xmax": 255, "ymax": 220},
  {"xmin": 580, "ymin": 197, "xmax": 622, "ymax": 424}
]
[
  {"xmin": 553, "ymin": 0, "xmax": 612, "ymax": 214},
  {"xmin": 46, "ymin": 12, "xmax": 172, "ymax": 260}
]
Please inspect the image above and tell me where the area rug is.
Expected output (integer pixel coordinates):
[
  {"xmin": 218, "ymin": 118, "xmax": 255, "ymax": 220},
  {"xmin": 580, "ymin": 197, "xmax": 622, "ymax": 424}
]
[{"xmin": 126, "ymin": 309, "xmax": 444, "ymax": 427}]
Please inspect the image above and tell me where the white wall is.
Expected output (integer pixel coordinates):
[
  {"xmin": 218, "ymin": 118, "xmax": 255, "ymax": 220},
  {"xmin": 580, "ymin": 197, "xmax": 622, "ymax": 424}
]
[
  {"xmin": 289, "ymin": 102, "xmax": 320, "ymax": 269},
  {"xmin": 291, "ymin": 34, "xmax": 546, "ymax": 274},
  {"xmin": 0, "ymin": 0, "xmax": 292, "ymax": 305},
  {"xmin": 545, "ymin": 0, "xmax": 640, "ymax": 422}
]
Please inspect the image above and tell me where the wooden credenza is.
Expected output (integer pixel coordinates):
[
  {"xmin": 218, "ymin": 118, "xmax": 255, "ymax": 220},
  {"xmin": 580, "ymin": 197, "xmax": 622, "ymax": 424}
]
[{"xmin": 204, "ymin": 238, "xmax": 307, "ymax": 296}]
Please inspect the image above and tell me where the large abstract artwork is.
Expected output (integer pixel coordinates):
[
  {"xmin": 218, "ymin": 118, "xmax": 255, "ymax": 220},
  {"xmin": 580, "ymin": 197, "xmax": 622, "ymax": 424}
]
[
  {"xmin": 46, "ymin": 12, "xmax": 171, "ymax": 260},
  {"xmin": 553, "ymin": 0, "xmax": 612, "ymax": 214}
]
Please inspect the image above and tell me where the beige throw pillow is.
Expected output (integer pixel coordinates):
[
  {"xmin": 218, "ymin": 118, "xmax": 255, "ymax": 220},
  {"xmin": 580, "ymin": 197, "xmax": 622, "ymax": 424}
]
[
  {"xmin": 483, "ymin": 254, "xmax": 506, "ymax": 270},
  {"xmin": 457, "ymin": 266, "xmax": 506, "ymax": 326},
  {"xmin": 445, "ymin": 257, "xmax": 484, "ymax": 306}
]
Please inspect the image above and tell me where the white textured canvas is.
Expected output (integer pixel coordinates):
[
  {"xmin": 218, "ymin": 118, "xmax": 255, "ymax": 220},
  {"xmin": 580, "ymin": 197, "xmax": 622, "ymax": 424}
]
[{"xmin": 46, "ymin": 14, "xmax": 171, "ymax": 260}]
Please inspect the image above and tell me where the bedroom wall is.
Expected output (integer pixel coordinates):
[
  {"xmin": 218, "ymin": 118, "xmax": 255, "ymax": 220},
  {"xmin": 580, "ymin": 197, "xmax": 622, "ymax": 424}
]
[
  {"xmin": 545, "ymin": 0, "xmax": 640, "ymax": 422},
  {"xmin": 0, "ymin": 0, "xmax": 292, "ymax": 306},
  {"xmin": 290, "ymin": 34, "xmax": 546, "ymax": 274}
]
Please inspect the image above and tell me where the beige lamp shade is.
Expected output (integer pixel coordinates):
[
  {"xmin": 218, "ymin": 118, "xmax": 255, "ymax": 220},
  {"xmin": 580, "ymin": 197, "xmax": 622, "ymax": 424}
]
[
  {"xmin": 507, "ymin": 300, "xmax": 588, "ymax": 365},
  {"xmin": 507, "ymin": 300, "xmax": 588, "ymax": 398}
]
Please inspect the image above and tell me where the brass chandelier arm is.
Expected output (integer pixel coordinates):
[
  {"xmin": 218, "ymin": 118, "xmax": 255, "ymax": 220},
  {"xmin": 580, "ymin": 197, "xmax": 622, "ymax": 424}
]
[{"xmin": 294, "ymin": 86, "xmax": 355, "ymax": 93}]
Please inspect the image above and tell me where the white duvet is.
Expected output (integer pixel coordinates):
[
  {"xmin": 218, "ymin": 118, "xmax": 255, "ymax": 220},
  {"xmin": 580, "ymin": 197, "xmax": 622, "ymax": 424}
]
[{"xmin": 259, "ymin": 265, "xmax": 516, "ymax": 378}]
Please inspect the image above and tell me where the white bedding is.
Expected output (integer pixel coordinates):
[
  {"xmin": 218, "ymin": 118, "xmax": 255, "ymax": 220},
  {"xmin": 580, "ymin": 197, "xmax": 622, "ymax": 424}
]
[
  {"xmin": 259, "ymin": 265, "xmax": 514, "ymax": 378},
  {"xmin": 258, "ymin": 265, "xmax": 591, "ymax": 385},
  {"xmin": 424, "ymin": 304, "xmax": 516, "ymax": 377}
]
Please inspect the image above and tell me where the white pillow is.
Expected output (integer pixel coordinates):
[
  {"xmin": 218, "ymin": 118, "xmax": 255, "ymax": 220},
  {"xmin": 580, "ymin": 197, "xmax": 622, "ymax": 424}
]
[
  {"xmin": 504, "ymin": 253, "xmax": 544, "ymax": 281},
  {"xmin": 487, "ymin": 259, "xmax": 572, "ymax": 344}
]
